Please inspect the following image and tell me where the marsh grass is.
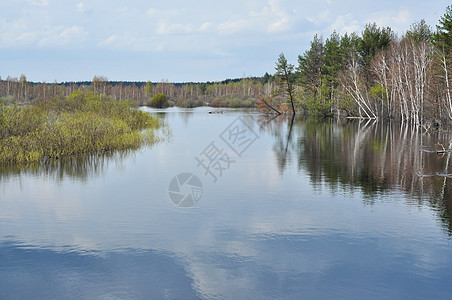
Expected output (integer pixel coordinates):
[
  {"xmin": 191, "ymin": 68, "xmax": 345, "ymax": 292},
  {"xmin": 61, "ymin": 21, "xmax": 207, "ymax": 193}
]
[
  {"xmin": 0, "ymin": 91, "xmax": 162, "ymax": 164},
  {"xmin": 209, "ymin": 96, "xmax": 256, "ymax": 108}
]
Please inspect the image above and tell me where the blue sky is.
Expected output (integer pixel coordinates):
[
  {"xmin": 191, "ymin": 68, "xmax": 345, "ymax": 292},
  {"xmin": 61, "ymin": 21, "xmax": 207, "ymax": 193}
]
[{"xmin": 0, "ymin": 0, "xmax": 450, "ymax": 83}]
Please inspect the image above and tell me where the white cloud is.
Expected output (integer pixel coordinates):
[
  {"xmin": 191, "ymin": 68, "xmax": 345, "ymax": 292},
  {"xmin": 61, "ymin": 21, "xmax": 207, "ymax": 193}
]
[
  {"xmin": 268, "ymin": 17, "xmax": 290, "ymax": 33},
  {"xmin": 0, "ymin": 20, "xmax": 34, "ymax": 47},
  {"xmin": 146, "ymin": 7, "xmax": 179, "ymax": 18},
  {"xmin": 0, "ymin": 24, "xmax": 88, "ymax": 48},
  {"xmin": 198, "ymin": 22, "xmax": 213, "ymax": 32},
  {"xmin": 76, "ymin": 2, "xmax": 87, "ymax": 13},
  {"xmin": 330, "ymin": 14, "xmax": 361, "ymax": 35},
  {"xmin": 367, "ymin": 9, "xmax": 412, "ymax": 34},
  {"xmin": 27, "ymin": 0, "xmax": 48, "ymax": 6},
  {"xmin": 249, "ymin": 0, "xmax": 293, "ymax": 33},
  {"xmin": 306, "ymin": 9, "xmax": 331, "ymax": 27},
  {"xmin": 98, "ymin": 33, "xmax": 165, "ymax": 52},
  {"xmin": 157, "ymin": 23, "xmax": 193, "ymax": 35},
  {"xmin": 217, "ymin": 20, "xmax": 251, "ymax": 34},
  {"xmin": 38, "ymin": 25, "xmax": 89, "ymax": 47},
  {"xmin": 98, "ymin": 35, "xmax": 118, "ymax": 46},
  {"xmin": 146, "ymin": 8, "xmax": 161, "ymax": 16}
]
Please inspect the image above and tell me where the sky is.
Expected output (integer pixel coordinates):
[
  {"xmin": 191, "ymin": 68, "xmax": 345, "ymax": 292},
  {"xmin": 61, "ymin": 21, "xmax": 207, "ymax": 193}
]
[{"xmin": 0, "ymin": 0, "xmax": 450, "ymax": 83}]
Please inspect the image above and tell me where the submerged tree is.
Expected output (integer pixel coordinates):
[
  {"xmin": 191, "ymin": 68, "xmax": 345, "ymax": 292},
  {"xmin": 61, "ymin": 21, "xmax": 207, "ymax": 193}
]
[
  {"xmin": 275, "ymin": 53, "xmax": 296, "ymax": 115},
  {"xmin": 432, "ymin": 6, "xmax": 452, "ymax": 120}
]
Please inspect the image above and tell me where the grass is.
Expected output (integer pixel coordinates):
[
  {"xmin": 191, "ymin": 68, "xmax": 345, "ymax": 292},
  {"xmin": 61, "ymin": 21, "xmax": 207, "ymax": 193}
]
[{"xmin": 0, "ymin": 91, "xmax": 162, "ymax": 164}]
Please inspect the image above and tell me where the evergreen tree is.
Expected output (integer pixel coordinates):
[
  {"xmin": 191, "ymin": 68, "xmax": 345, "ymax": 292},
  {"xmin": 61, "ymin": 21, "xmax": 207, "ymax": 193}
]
[
  {"xmin": 297, "ymin": 34, "xmax": 324, "ymax": 96},
  {"xmin": 323, "ymin": 31, "xmax": 342, "ymax": 92},
  {"xmin": 275, "ymin": 53, "xmax": 296, "ymax": 114},
  {"xmin": 145, "ymin": 81, "xmax": 153, "ymax": 98},
  {"xmin": 433, "ymin": 5, "xmax": 452, "ymax": 50},
  {"xmin": 359, "ymin": 23, "xmax": 394, "ymax": 71},
  {"xmin": 406, "ymin": 19, "xmax": 432, "ymax": 42}
]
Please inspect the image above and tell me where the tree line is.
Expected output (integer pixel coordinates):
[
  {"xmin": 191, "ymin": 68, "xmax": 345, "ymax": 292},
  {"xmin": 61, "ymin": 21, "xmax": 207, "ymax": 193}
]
[
  {"xmin": 268, "ymin": 5, "xmax": 452, "ymax": 128},
  {"xmin": 0, "ymin": 75, "xmax": 273, "ymax": 107}
]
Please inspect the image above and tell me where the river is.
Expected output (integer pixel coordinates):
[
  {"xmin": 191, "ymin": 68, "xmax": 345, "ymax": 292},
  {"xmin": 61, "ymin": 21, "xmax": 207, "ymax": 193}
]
[{"xmin": 1, "ymin": 107, "xmax": 452, "ymax": 299}]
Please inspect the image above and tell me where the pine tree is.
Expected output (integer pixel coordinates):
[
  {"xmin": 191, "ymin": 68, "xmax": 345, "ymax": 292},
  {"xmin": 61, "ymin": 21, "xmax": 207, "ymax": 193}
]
[{"xmin": 275, "ymin": 53, "xmax": 296, "ymax": 114}]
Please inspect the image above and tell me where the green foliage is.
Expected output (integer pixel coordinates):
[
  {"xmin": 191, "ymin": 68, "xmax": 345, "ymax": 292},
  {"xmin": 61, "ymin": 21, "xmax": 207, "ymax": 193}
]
[
  {"xmin": 0, "ymin": 91, "xmax": 161, "ymax": 164},
  {"xmin": 339, "ymin": 32, "xmax": 361, "ymax": 70},
  {"xmin": 148, "ymin": 93, "xmax": 169, "ymax": 108},
  {"xmin": 296, "ymin": 31, "xmax": 360, "ymax": 111},
  {"xmin": 175, "ymin": 98, "xmax": 205, "ymax": 108},
  {"xmin": 199, "ymin": 83, "xmax": 207, "ymax": 94},
  {"xmin": 270, "ymin": 5, "xmax": 452, "ymax": 123},
  {"xmin": 229, "ymin": 98, "xmax": 255, "ymax": 108},
  {"xmin": 276, "ymin": 53, "xmax": 296, "ymax": 85},
  {"xmin": 262, "ymin": 72, "xmax": 273, "ymax": 84},
  {"xmin": 0, "ymin": 96, "xmax": 16, "ymax": 106},
  {"xmin": 145, "ymin": 81, "xmax": 153, "ymax": 98},
  {"xmin": 209, "ymin": 96, "xmax": 255, "ymax": 108},
  {"xmin": 275, "ymin": 53, "xmax": 296, "ymax": 114},
  {"xmin": 406, "ymin": 19, "xmax": 432, "ymax": 42},
  {"xmin": 298, "ymin": 34, "xmax": 324, "ymax": 92},
  {"xmin": 323, "ymin": 32, "xmax": 342, "ymax": 85},
  {"xmin": 302, "ymin": 80, "xmax": 334, "ymax": 117},
  {"xmin": 359, "ymin": 23, "xmax": 394, "ymax": 68},
  {"xmin": 434, "ymin": 5, "xmax": 452, "ymax": 49},
  {"xmin": 369, "ymin": 84, "xmax": 388, "ymax": 102}
]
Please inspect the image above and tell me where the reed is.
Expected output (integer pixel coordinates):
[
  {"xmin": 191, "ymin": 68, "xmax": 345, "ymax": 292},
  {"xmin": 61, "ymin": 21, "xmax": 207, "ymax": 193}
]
[{"xmin": 0, "ymin": 91, "xmax": 162, "ymax": 164}]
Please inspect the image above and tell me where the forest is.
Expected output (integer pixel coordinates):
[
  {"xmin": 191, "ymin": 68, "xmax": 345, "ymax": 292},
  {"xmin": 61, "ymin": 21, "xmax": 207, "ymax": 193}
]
[
  {"xmin": 268, "ymin": 5, "xmax": 452, "ymax": 129},
  {"xmin": 0, "ymin": 75, "xmax": 270, "ymax": 109}
]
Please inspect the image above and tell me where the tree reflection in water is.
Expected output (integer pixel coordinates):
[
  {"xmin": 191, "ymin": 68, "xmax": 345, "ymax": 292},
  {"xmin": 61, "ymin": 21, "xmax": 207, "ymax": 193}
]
[
  {"xmin": 0, "ymin": 151, "xmax": 137, "ymax": 183},
  {"xmin": 263, "ymin": 116, "xmax": 452, "ymax": 235}
]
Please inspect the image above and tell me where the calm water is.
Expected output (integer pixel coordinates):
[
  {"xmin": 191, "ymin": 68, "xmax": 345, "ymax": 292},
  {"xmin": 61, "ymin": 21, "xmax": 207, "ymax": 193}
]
[{"xmin": 1, "ymin": 107, "xmax": 452, "ymax": 299}]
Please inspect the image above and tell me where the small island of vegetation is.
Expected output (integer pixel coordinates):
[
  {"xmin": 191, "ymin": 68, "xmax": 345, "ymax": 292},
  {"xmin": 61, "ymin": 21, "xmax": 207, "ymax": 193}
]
[{"xmin": 0, "ymin": 90, "xmax": 161, "ymax": 164}]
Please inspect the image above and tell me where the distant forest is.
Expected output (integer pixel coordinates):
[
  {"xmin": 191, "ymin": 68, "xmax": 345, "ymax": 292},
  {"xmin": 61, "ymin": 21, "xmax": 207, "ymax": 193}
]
[{"xmin": 0, "ymin": 74, "xmax": 273, "ymax": 108}]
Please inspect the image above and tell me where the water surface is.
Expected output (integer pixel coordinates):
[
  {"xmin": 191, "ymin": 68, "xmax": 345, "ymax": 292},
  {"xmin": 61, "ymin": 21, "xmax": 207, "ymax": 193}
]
[{"xmin": 1, "ymin": 107, "xmax": 452, "ymax": 299}]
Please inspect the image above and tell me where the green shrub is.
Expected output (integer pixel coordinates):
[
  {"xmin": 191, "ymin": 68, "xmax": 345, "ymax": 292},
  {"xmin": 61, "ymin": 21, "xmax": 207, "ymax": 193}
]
[
  {"xmin": 0, "ymin": 96, "xmax": 17, "ymax": 105},
  {"xmin": 0, "ymin": 91, "xmax": 162, "ymax": 164},
  {"xmin": 175, "ymin": 98, "xmax": 205, "ymax": 108},
  {"xmin": 148, "ymin": 93, "xmax": 169, "ymax": 108},
  {"xmin": 209, "ymin": 97, "xmax": 228, "ymax": 107},
  {"xmin": 369, "ymin": 84, "xmax": 388, "ymax": 102}
]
